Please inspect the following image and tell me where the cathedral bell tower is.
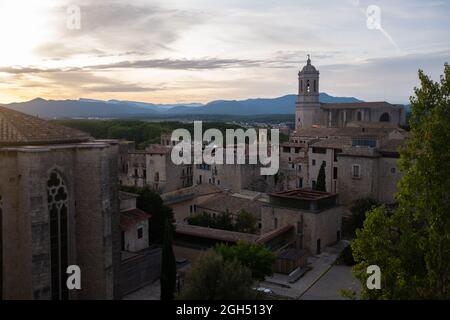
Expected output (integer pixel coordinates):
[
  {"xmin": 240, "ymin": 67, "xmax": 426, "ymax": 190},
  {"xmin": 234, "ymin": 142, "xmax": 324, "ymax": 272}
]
[{"xmin": 296, "ymin": 55, "xmax": 320, "ymax": 129}]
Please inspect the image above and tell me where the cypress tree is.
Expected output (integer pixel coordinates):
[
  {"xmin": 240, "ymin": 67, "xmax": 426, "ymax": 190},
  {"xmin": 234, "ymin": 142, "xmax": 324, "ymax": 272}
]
[
  {"xmin": 316, "ymin": 161, "xmax": 326, "ymax": 192},
  {"xmin": 160, "ymin": 213, "xmax": 176, "ymax": 300}
]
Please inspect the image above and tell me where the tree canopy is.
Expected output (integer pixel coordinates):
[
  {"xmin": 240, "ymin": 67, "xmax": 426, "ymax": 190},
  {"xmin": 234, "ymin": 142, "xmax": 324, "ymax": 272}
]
[
  {"xmin": 351, "ymin": 64, "xmax": 450, "ymax": 299},
  {"xmin": 178, "ymin": 250, "xmax": 255, "ymax": 300},
  {"xmin": 214, "ymin": 241, "xmax": 275, "ymax": 281}
]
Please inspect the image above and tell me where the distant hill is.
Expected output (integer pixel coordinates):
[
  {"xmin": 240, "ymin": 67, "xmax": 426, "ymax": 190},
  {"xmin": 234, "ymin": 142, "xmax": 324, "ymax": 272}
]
[
  {"xmin": 2, "ymin": 93, "xmax": 363, "ymax": 119},
  {"xmin": 166, "ymin": 93, "xmax": 362, "ymax": 115}
]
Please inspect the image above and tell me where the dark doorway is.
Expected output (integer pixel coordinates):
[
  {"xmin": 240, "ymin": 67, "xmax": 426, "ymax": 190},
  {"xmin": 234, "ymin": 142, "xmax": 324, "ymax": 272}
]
[{"xmin": 316, "ymin": 239, "xmax": 321, "ymax": 255}]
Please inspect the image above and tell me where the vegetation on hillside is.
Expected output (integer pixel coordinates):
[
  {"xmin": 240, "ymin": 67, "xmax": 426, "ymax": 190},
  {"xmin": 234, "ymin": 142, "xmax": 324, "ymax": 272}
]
[{"xmin": 54, "ymin": 119, "xmax": 289, "ymax": 148}]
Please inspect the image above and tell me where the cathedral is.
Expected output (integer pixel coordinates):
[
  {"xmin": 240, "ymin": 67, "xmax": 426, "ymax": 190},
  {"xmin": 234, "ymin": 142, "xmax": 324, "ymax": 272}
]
[
  {"xmin": 295, "ymin": 56, "xmax": 406, "ymax": 130},
  {"xmin": 0, "ymin": 107, "xmax": 121, "ymax": 299}
]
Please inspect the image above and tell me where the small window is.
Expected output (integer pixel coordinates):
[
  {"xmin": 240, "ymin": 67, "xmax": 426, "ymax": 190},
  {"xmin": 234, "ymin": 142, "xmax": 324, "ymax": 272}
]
[
  {"xmin": 352, "ymin": 165, "xmax": 361, "ymax": 178},
  {"xmin": 137, "ymin": 227, "xmax": 143, "ymax": 239},
  {"xmin": 333, "ymin": 167, "xmax": 338, "ymax": 179},
  {"xmin": 274, "ymin": 217, "xmax": 278, "ymax": 229},
  {"xmin": 312, "ymin": 159, "xmax": 316, "ymax": 166},
  {"xmin": 312, "ymin": 180, "xmax": 316, "ymax": 189},
  {"xmin": 194, "ymin": 205, "xmax": 197, "ymax": 212},
  {"xmin": 380, "ymin": 112, "xmax": 390, "ymax": 122},
  {"xmin": 190, "ymin": 205, "xmax": 193, "ymax": 213},
  {"xmin": 217, "ymin": 180, "xmax": 220, "ymax": 185}
]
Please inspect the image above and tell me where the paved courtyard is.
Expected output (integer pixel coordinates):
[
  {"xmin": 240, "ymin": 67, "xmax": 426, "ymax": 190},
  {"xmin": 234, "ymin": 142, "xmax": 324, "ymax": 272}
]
[{"xmin": 260, "ymin": 241, "xmax": 361, "ymax": 299}]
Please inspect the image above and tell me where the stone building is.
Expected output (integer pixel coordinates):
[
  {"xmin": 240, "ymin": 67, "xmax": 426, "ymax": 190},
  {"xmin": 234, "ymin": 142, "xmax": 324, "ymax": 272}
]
[
  {"xmin": 295, "ymin": 56, "xmax": 406, "ymax": 129},
  {"xmin": 260, "ymin": 189, "xmax": 343, "ymax": 255},
  {"xmin": 161, "ymin": 184, "xmax": 222, "ymax": 224},
  {"xmin": 119, "ymin": 191, "xmax": 151, "ymax": 252},
  {"xmin": 0, "ymin": 106, "xmax": 121, "ymax": 300},
  {"xmin": 119, "ymin": 142, "xmax": 193, "ymax": 193},
  {"xmin": 336, "ymin": 137, "xmax": 406, "ymax": 205},
  {"xmin": 279, "ymin": 125, "xmax": 407, "ymax": 205}
]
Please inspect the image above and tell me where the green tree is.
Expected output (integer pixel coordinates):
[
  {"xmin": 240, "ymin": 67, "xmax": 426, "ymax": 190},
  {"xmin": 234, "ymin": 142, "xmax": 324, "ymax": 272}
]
[
  {"xmin": 121, "ymin": 186, "xmax": 174, "ymax": 244},
  {"xmin": 186, "ymin": 212, "xmax": 214, "ymax": 228},
  {"xmin": 315, "ymin": 161, "xmax": 326, "ymax": 192},
  {"xmin": 160, "ymin": 215, "xmax": 176, "ymax": 300},
  {"xmin": 179, "ymin": 250, "xmax": 255, "ymax": 300},
  {"xmin": 351, "ymin": 64, "xmax": 450, "ymax": 299},
  {"xmin": 213, "ymin": 210, "xmax": 234, "ymax": 231},
  {"xmin": 345, "ymin": 198, "xmax": 380, "ymax": 237},
  {"xmin": 214, "ymin": 241, "xmax": 275, "ymax": 281},
  {"xmin": 234, "ymin": 210, "xmax": 258, "ymax": 234}
]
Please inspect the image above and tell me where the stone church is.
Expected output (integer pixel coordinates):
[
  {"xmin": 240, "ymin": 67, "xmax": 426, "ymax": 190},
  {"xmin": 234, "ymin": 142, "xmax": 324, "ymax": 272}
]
[
  {"xmin": 295, "ymin": 56, "xmax": 406, "ymax": 130},
  {"xmin": 0, "ymin": 106, "xmax": 121, "ymax": 299}
]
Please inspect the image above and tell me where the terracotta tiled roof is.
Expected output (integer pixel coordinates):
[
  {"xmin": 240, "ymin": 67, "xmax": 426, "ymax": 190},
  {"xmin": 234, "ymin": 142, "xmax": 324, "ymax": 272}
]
[
  {"xmin": 197, "ymin": 193, "xmax": 264, "ymax": 217},
  {"xmin": 0, "ymin": 106, "xmax": 92, "ymax": 146},
  {"xmin": 310, "ymin": 137, "xmax": 352, "ymax": 149},
  {"xmin": 175, "ymin": 223, "xmax": 259, "ymax": 243},
  {"xmin": 120, "ymin": 208, "xmax": 151, "ymax": 231}
]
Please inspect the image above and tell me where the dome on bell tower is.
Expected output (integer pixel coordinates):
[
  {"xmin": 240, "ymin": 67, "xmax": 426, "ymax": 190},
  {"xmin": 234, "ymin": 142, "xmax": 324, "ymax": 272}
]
[{"xmin": 300, "ymin": 55, "xmax": 318, "ymax": 74}]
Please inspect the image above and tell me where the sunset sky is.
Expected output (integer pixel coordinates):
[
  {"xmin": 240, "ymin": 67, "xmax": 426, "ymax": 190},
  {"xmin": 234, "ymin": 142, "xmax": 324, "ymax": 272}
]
[{"xmin": 0, "ymin": 0, "xmax": 449, "ymax": 104}]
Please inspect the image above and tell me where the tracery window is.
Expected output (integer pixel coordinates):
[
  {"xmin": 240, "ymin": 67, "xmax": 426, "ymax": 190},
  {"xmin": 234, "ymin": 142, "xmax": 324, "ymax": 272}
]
[{"xmin": 47, "ymin": 171, "xmax": 69, "ymax": 300}]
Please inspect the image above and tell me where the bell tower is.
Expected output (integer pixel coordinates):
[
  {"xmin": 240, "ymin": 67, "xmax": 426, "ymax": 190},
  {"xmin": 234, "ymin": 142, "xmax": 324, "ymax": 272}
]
[{"xmin": 296, "ymin": 55, "xmax": 320, "ymax": 129}]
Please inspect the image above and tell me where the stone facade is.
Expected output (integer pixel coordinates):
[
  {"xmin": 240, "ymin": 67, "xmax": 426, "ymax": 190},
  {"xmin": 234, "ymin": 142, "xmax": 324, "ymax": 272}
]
[
  {"xmin": 295, "ymin": 58, "xmax": 406, "ymax": 129},
  {"xmin": 0, "ymin": 107, "xmax": 121, "ymax": 300},
  {"xmin": 0, "ymin": 142, "xmax": 120, "ymax": 300},
  {"xmin": 119, "ymin": 142, "xmax": 193, "ymax": 193},
  {"xmin": 260, "ymin": 190, "xmax": 343, "ymax": 255}
]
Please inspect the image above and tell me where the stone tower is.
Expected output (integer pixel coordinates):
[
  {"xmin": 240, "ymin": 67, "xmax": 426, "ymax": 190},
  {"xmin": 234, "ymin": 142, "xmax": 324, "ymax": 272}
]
[{"xmin": 296, "ymin": 55, "xmax": 320, "ymax": 129}]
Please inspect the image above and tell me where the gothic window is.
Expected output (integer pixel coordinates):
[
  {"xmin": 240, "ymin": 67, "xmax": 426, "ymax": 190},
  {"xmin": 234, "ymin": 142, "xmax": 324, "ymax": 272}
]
[
  {"xmin": 47, "ymin": 171, "xmax": 69, "ymax": 300},
  {"xmin": 379, "ymin": 112, "xmax": 390, "ymax": 122}
]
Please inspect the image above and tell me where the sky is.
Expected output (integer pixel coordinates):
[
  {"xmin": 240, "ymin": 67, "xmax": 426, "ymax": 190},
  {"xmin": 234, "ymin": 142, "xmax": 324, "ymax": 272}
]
[{"xmin": 0, "ymin": 0, "xmax": 449, "ymax": 104}]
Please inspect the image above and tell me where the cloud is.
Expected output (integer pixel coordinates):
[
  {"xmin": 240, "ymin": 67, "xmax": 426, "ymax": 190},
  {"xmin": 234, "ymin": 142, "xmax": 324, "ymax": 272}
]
[
  {"xmin": 0, "ymin": 58, "xmax": 261, "ymax": 75},
  {"xmin": 34, "ymin": 1, "xmax": 207, "ymax": 59}
]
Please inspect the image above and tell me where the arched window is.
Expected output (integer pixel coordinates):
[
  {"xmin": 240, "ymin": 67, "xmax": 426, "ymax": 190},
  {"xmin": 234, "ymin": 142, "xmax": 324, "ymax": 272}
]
[
  {"xmin": 357, "ymin": 111, "xmax": 362, "ymax": 121},
  {"xmin": 306, "ymin": 80, "xmax": 310, "ymax": 93},
  {"xmin": 47, "ymin": 171, "xmax": 69, "ymax": 300},
  {"xmin": 379, "ymin": 112, "xmax": 390, "ymax": 122}
]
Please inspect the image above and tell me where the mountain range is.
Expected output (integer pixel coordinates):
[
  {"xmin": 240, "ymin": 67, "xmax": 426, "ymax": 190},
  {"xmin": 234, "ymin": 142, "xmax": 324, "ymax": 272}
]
[{"xmin": 2, "ymin": 93, "xmax": 363, "ymax": 119}]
